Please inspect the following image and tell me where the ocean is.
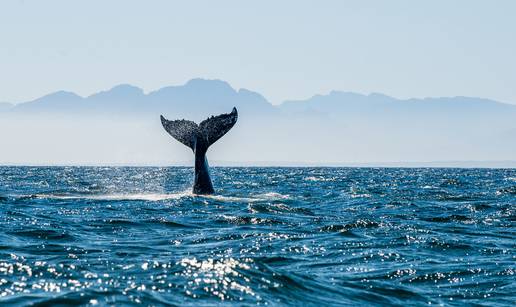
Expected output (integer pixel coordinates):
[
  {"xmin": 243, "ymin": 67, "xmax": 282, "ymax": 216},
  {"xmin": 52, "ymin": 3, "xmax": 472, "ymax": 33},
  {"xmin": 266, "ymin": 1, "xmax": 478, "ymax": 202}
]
[{"xmin": 0, "ymin": 167, "xmax": 514, "ymax": 306}]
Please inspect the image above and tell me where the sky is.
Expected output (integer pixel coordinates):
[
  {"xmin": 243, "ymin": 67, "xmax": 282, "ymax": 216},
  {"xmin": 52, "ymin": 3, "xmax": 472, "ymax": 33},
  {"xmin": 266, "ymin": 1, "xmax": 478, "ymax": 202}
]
[{"xmin": 0, "ymin": 0, "xmax": 515, "ymax": 105}]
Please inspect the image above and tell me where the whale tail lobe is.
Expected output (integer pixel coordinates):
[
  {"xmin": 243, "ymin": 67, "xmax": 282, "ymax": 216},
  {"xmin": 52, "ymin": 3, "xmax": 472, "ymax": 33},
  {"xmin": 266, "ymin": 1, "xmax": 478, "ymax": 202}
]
[{"xmin": 160, "ymin": 107, "xmax": 238, "ymax": 151}]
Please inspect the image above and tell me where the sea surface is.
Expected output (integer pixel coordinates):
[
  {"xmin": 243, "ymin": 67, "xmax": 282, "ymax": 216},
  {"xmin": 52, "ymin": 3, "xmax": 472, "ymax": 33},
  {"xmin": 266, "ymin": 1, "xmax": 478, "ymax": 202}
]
[{"xmin": 0, "ymin": 167, "xmax": 514, "ymax": 306}]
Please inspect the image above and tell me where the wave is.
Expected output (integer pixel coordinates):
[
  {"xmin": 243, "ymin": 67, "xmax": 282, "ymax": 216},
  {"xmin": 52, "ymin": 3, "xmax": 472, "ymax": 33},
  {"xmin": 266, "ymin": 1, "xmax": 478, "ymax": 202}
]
[
  {"xmin": 31, "ymin": 191, "xmax": 191, "ymax": 201},
  {"xmin": 22, "ymin": 191, "xmax": 291, "ymax": 203},
  {"xmin": 204, "ymin": 192, "xmax": 291, "ymax": 203}
]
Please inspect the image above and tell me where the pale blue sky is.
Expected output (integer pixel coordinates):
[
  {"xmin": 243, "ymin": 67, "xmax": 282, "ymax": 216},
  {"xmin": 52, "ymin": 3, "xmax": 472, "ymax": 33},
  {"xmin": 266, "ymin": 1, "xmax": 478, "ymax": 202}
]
[{"xmin": 1, "ymin": 0, "xmax": 515, "ymax": 104}]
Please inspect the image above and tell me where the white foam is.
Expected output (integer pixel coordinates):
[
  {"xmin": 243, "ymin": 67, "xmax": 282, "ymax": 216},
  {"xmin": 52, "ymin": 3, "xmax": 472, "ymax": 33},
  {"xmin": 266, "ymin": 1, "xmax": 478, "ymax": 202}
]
[
  {"xmin": 31, "ymin": 190, "xmax": 291, "ymax": 203},
  {"xmin": 34, "ymin": 191, "xmax": 191, "ymax": 201},
  {"xmin": 257, "ymin": 192, "xmax": 290, "ymax": 200},
  {"xmin": 201, "ymin": 194, "xmax": 258, "ymax": 203},
  {"xmin": 304, "ymin": 176, "xmax": 335, "ymax": 182}
]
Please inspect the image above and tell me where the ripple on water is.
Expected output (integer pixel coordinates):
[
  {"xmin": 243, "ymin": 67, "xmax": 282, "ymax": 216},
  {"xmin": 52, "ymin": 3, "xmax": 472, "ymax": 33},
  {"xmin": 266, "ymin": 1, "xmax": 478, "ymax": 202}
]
[{"xmin": 0, "ymin": 166, "xmax": 515, "ymax": 305}]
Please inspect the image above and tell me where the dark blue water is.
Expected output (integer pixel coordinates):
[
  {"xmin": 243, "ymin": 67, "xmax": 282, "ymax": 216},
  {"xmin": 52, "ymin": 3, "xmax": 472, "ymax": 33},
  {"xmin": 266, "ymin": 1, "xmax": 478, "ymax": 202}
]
[{"xmin": 0, "ymin": 167, "xmax": 514, "ymax": 306}]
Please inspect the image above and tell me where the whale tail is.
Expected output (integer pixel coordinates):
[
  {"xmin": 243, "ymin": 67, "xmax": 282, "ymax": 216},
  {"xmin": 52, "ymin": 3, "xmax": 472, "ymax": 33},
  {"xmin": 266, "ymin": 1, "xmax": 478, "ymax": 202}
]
[
  {"xmin": 160, "ymin": 107, "xmax": 238, "ymax": 151},
  {"xmin": 161, "ymin": 107, "xmax": 238, "ymax": 194}
]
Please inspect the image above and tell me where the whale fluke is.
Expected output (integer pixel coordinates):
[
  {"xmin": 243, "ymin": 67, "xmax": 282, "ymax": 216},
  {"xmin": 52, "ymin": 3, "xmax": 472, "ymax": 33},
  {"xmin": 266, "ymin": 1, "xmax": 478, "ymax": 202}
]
[
  {"xmin": 160, "ymin": 107, "xmax": 238, "ymax": 194},
  {"xmin": 199, "ymin": 107, "xmax": 239, "ymax": 146},
  {"xmin": 160, "ymin": 117, "xmax": 199, "ymax": 149}
]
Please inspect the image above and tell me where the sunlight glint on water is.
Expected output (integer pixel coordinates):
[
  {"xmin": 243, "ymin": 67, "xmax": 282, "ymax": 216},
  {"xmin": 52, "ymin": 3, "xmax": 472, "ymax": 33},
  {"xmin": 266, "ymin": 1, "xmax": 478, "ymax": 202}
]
[{"xmin": 0, "ymin": 167, "xmax": 514, "ymax": 305}]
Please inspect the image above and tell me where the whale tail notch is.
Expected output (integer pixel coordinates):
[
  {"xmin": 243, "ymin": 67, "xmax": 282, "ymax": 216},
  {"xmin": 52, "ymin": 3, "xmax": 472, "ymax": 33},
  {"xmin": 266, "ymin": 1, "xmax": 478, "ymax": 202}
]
[{"xmin": 160, "ymin": 107, "xmax": 238, "ymax": 150}]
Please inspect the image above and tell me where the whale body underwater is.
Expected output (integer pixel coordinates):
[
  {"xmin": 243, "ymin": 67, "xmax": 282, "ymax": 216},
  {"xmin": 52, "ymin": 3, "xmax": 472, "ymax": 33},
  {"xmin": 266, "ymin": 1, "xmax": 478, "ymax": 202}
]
[{"xmin": 160, "ymin": 107, "xmax": 238, "ymax": 194}]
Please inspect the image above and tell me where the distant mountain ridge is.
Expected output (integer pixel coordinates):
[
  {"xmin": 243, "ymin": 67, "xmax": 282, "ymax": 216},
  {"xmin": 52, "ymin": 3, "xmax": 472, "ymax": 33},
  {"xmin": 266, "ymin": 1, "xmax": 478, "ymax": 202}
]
[
  {"xmin": 1, "ymin": 78, "xmax": 515, "ymax": 165},
  {"xmin": 3, "ymin": 78, "xmax": 516, "ymax": 117},
  {"xmin": 4, "ymin": 79, "xmax": 275, "ymax": 121}
]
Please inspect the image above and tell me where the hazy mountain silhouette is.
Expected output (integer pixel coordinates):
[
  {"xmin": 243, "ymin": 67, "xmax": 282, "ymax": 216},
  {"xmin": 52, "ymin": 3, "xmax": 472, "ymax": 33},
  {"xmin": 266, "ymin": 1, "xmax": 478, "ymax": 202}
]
[
  {"xmin": 6, "ymin": 79, "xmax": 516, "ymax": 123},
  {"xmin": 1, "ymin": 78, "xmax": 515, "ymax": 165},
  {"xmin": 7, "ymin": 79, "xmax": 275, "ymax": 120},
  {"xmin": 13, "ymin": 91, "xmax": 83, "ymax": 113},
  {"xmin": 278, "ymin": 91, "xmax": 516, "ymax": 163},
  {"xmin": 281, "ymin": 91, "xmax": 516, "ymax": 133}
]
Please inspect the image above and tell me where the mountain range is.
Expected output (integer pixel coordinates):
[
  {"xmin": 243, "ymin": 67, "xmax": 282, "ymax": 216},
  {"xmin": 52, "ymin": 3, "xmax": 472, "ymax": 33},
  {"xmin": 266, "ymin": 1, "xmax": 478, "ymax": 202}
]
[
  {"xmin": 1, "ymin": 78, "xmax": 515, "ymax": 166},
  {"xmin": 4, "ymin": 79, "xmax": 274, "ymax": 120}
]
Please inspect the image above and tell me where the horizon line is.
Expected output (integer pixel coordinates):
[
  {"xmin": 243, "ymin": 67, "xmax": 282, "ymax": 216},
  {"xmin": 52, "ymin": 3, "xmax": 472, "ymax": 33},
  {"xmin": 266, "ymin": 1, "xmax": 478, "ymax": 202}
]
[{"xmin": 1, "ymin": 160, "xmax": 515, "ymax": 169}]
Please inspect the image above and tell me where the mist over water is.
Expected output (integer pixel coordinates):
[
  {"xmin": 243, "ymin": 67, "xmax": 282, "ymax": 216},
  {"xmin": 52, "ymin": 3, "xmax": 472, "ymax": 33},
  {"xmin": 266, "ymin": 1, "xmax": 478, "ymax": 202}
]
[{"xmin": 0, "ymin": 167, "xmax": 514, "ymax": 305}]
